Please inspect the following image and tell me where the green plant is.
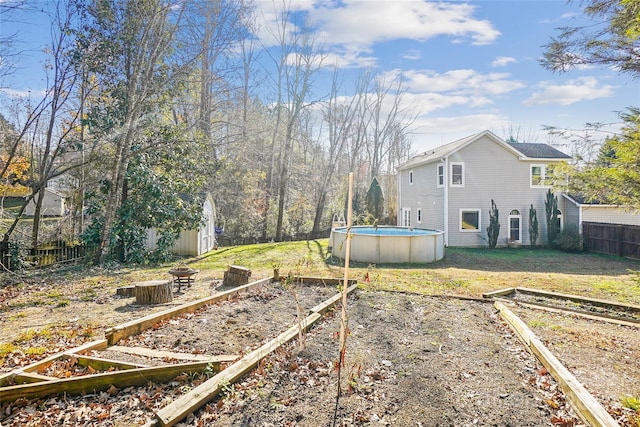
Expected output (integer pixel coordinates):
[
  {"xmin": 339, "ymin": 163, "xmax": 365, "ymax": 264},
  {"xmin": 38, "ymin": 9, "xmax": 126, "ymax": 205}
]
[
  {"xmin": 554, "ymin": 224, "xmax": 583, "ymax": 252},
  {"xmin": 545, "ymin": 189, "xmax": 559, "ymax": 247},
  {"xmin": 529, "ymin": 205, "xmax": 539, "ymax": 248},
  {"xmin": 487, "ymin": 199, "xmax": 500, "ymax": 248},
  {"xmin": 621, "ymin": 394, "xmax": 640, "ymax": 411}
]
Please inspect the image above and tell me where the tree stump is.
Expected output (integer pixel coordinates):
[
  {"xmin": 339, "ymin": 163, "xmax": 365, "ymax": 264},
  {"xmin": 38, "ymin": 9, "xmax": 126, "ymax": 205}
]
[
  {"xmin": 134, "ymin": 280, "xmax": 173, "ymax": 305},
  {"xmin": 223, "ymin": 265, "xmax": 251, "ymax": 287}
]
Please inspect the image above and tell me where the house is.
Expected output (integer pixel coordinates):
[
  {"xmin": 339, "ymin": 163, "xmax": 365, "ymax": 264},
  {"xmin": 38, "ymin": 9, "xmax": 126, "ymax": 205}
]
[
  {"xmin": 146, "ymin": 193, "xmax": 217, "ymax": 256},
  {"xmin": 397, "ymin": 130, "xmax": 572, "ymax": 247},
  {"xmin": 563, "ymin": 194, "xmax": 640, "ymax": 229}
]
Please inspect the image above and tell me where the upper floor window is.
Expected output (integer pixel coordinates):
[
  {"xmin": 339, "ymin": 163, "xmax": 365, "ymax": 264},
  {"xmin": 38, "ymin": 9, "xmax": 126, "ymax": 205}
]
[
  {"xmin": 437, "ymin": 163, "xmax": 444, "ymax": 188},
  {"xmin": 417, "ymin": 208, "xmax": 422, "ymax": 223},
  {"xmin": 531, "ymin": 164, "xmax": 555, "ymax": 187},
  {"xmin": 451, "ymin": 162, "xmax": 464, "ymax": 187},
  {"xmin": 409, "ymin": 170, "xmax": 414, "ymax": 185}
]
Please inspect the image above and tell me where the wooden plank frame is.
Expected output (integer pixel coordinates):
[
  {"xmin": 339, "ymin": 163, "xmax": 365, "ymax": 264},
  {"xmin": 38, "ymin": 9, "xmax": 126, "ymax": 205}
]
[
  {"xmin": 495, "ymin": 301, "xmax": 618, "ymax": 427},
  {"xmin": 1, "ymin": 276, "xmax": 358, "ymax": 424},
  {"xmin": 154, "ymin": 282, "xmax": 358, "ymax": 427},
  {"xmin": 105, "ymin": 277, "xmax": 272, "ymax": 345},
  {"xmin": 1, "ymin": 361, "xmax": 222, "ymax": 402},
  {"xmin": 516, "ymin": 286, "xmax": 640, "ymax": 313},
  {"xmin": 497, "ymin": 297, "xmax": 640, "ymax": 328}
]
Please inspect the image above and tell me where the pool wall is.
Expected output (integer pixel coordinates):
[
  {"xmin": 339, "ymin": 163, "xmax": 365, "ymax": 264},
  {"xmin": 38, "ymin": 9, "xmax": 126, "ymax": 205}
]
[{"xmin": 330, "ymin": 226, "xmax": 445, "ymax": 264}]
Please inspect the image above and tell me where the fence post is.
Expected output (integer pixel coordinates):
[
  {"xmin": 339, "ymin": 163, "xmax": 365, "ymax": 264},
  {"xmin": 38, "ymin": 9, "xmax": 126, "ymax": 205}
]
[{"xmin": 617, "ymin": 224, "xmax": 623, "ymax": 257}]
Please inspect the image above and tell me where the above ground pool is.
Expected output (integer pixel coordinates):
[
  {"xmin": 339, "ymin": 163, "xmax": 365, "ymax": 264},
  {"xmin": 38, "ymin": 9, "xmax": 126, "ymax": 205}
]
[{"xmin": 330, "ymin": 226, "xmax": 445, "ymax": 264}]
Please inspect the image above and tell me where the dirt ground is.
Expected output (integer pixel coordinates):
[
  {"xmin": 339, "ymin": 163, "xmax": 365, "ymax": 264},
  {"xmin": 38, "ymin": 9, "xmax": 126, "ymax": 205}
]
[{"xmin": 1, "ymin": 277, "xmax": 639, "ymax": 426}]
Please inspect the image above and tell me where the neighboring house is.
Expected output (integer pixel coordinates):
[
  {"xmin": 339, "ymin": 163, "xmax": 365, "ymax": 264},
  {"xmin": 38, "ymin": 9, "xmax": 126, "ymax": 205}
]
[
  {"xmin": 563, "ymin": 194, "xmax": 640, "ymax": 229},
  {"xmin": 397, "ymin": 130, "xmax": 572, "ymax": 247},
  {"xmin": 146, "ymin": 193, "xmax": 217, "ymax": 256}
]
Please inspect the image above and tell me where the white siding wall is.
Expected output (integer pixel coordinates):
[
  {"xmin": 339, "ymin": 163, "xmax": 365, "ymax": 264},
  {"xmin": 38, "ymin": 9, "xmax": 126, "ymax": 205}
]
[
  {"xmin": 398, "ymin": 163, "xmax": 444, "ymax": 230},
  {"xmin": 581, "ymin": 206, "xmax": 640, "ymax": 225},
  {"xmin": 444, "ymin": 135, "xmax": 562, "ymax": 247}
]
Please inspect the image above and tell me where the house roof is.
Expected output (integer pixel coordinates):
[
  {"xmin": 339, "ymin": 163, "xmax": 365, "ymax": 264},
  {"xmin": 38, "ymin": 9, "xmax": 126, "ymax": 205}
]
[
  {"xmin": 563, "ymin": 193, "xmax": 616, "ymax": 207},
  {"xmin": 506, "ymin": 142, "xmax": 572, "ymax": 159},
  {"xmin": 397, "ymin": 130, "xmax": 571, "ymax": 171}
]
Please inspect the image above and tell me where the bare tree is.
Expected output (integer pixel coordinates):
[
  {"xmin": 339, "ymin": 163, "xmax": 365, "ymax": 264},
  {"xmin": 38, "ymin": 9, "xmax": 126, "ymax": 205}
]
[{"xmin": 262, "ymin": 0, "xmax": 325, "ymax": 241}]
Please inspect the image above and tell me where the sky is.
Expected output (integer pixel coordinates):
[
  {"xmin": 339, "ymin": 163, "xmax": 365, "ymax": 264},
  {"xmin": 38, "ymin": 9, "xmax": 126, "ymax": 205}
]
[{"xmin": 1, "ymin": 0, "xmax": 639, "ymax": 154}]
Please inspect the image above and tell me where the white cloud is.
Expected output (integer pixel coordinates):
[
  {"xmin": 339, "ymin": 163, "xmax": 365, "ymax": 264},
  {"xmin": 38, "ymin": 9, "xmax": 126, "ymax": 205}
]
[
  {"xmin": 254, "ymin": 1, "xmax": 501, "ymax": 65},
  {"xmin": 492, "ymin": 56, "xmax": 516, "ymax": 67},
  {"xmin": 523, "ymin": 77, "xmax": 615, "ymax": 106},
  {"xmin": 384, "ymin": 69, "xmax": 525, "ymax": 96},
  {"xmin": 402, "ymin": 49, "xmax": 422, "ymax": 60}
]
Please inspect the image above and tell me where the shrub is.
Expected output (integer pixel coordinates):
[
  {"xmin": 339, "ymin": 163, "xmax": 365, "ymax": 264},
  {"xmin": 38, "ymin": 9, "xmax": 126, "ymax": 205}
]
[{"xmin": 554, "ymin": 224, "xmax": 583, "ymax": 252}]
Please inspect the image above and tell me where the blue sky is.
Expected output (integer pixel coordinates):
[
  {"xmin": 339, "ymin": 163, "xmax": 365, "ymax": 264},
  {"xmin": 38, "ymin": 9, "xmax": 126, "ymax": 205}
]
[{"xmin": 2, "ymin": 0, "xmax": 638, "ymax": 153}]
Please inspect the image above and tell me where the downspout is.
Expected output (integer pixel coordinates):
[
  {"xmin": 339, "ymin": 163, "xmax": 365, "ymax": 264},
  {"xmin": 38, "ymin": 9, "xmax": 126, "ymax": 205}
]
[
  {"xmin": 397, "ymin": 171, "xmax": 402, "ymax": 225},
  {"xmin": 443, "ymin": 157, "xmax": 449, "ymax": 246}
]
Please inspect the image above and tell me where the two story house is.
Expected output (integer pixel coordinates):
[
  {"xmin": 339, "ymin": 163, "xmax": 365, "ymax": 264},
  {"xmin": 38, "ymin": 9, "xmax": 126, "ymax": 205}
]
[{"xmin": 397, "ymin": 130, "xmax": 572, "ymax": 247}]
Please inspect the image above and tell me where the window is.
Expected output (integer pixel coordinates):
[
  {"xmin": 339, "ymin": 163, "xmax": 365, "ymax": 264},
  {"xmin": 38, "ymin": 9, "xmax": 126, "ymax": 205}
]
[
  {"xmin": 508, "ymin": 209, "xmax": 522, "ymax": 243},
  {"xmin": 402, "ymin": 208, "xmax": 411, "ymax": 227},
  {"xmin": 451, "ymin": 162, "xmax": 464, "ymax": 187},
  {"xmin": 556, "ymin": 210, "xmax": 562, "ymax": 232},
  {"xmin": 460, "ymin": 209, "xmax": 480, "ymax": 232},
  {"xmin": 530, "ymin": 164, "xmax": 553, "ymax": 187},
  {"xmin": 437, "ymin": 163, "xmax": 444, "ymax": 187},
  {"xmin": 417, "ymin": 208, "xmax": 422, "ymax": 224},
  {"xmin": 409, "ymin": 170, "xmax": 414, "ymax": 185}
]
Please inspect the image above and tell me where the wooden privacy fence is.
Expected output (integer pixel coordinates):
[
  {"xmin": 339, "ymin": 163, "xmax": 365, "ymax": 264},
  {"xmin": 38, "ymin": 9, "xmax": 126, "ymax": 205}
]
[{"xmin": 582, "ymin": 221, "xmax": 640, "ymax": 260}]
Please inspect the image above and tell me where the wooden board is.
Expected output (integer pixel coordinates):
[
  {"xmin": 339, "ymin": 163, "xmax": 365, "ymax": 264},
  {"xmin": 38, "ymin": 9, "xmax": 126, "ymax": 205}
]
[
  {"xmin": 280, "ymin": 276, "xmax": 358, "ymax": 286},
  {"xmin": 0, "ymin": 339, "xmax": 108, "ymax": 387},
  {"xmin": 499, "ymin": 298, "xmax": 640, "ymax": 328},
  {"xmin": 106, "ymin": 277, "xmax": 272, "ymax": 345},
  {"xmin": 482, "ymin": 287, "xmax": 515, "ymax": 298},
  {"xmin": 516, "ymin": 287, "xmax": 640, "ymax": 312},
  {"xmin": 495, "ymin": 301, "xmax": 618, "ymax": 427},
  {"xmin": 109, "ymin": 346, "xmax": 239, "ymax": 363},
  {"xmin": 0, "ymin": 361, "xmax": 221, "ymax": 403},
  {"xmin": 309, "ymin": 283, "xmax": 358, "ymax": 314},
  {"xmin": 155, "ymin": 312, "xmax": 322, "ymax": 427}
]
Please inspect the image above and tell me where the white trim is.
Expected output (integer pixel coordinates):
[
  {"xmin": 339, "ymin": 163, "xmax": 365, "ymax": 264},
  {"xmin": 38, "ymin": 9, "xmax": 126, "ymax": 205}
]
[
  {"xmin": 459, "ymin": 208, "xmax": 481, "ymax": 232},
  {"xmin": 530, "ymin": 164, "xmax": 551, "ymax": 188},
  {"xmin": 402, "ymin": 207, "xmax": 411, "ymax": 227},
  {"xmin": 443, "ymin": 158, "xmax": 449, "ymax": 245},
  {"xmin": 437, "ymin": 163, "xmax": 444, "ymax": 188},
  {"xmin": 450, "ymin": 162, "xmax": 465, "ymax": 187},
  {"xmin": 508, "ymin": 211, "xmax": 522, "ymax": 243}
]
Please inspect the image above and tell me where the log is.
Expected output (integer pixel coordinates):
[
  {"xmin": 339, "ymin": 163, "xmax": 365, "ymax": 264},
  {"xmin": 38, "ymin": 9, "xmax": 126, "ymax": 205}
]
[
  {"xmin": 495, "ymin": 301, "xmax": 618, "ymax": 427},
  {"xmin": 223, "ymin": 265, "xmax": 251, "ymax": 287},
  {"xmin": 116, "ymin": 286, "xmax": 135, "ymax": 297},
  {"xmin": 135, "ymin": 280, "xmax": 173, "ymax": 305}
]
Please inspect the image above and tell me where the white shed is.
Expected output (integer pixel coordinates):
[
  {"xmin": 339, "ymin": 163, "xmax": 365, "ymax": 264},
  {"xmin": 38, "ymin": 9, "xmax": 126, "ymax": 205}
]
[
  {"xmin": 24, "ymin": 188, "xmax": 66, "ymax": 217},
  {"xmin": 146, "ymin": 193, "xmax": 216, "ymax": 256}
]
